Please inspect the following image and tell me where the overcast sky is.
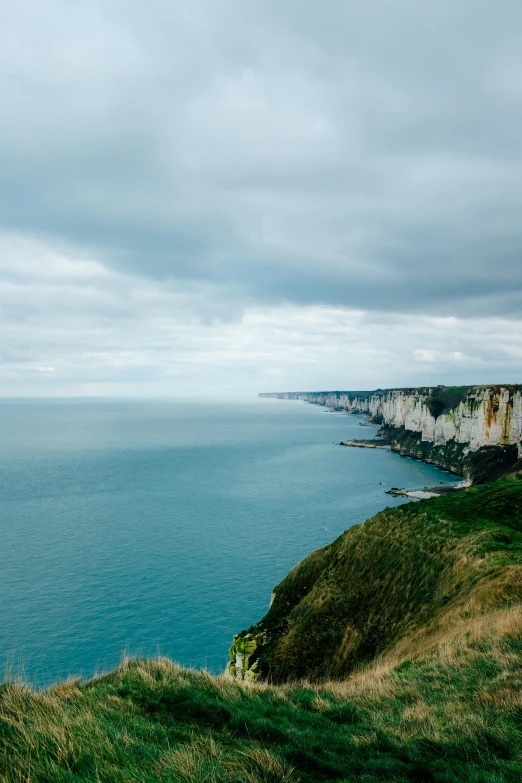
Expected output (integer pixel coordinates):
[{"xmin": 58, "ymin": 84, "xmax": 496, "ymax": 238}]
[{"xmin": 1, "ymin": 1, "xmax": 521, "ymax": 397}]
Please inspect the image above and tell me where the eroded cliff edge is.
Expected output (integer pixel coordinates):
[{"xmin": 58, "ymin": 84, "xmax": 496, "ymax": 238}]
[{"xmin": 259, "ymin": 385, "xmax": 522, "ymax": 481}]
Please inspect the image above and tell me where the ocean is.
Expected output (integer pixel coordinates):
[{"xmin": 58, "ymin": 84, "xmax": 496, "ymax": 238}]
[{"xmin": 0, "ymin": 398, "xmax": 460, "ymax": 687}]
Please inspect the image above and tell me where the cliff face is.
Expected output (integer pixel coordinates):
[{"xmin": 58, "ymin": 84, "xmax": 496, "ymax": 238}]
[{"xmin": 260, "ymin": 386, "xmax": 522, "ymax": 479}]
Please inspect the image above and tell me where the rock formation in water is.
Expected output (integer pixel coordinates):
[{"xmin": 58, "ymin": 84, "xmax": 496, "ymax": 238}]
[{"xmin": 259, "ymin": 385, "xmax": 522, "ymax": 481}]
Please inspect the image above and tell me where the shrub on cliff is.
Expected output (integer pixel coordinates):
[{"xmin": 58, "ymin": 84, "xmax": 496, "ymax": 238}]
[{"xmin": 425, "ymin": 386, "xmax": 471, "ymax": 418}]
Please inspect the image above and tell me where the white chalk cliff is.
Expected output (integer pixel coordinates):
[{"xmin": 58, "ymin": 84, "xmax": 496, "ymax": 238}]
[{"xmin": 259, "ymin": 386, "xmax": 522, "ymax": 476}]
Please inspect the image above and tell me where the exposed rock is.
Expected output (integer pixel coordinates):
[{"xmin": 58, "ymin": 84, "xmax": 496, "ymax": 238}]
[
  {"xmin": 226, "ymin": 631, "xmax": 266, "ymax": 682},
  {"xmin": 340, "ymin": 439, "xmax": 390, "ymax": 449}
]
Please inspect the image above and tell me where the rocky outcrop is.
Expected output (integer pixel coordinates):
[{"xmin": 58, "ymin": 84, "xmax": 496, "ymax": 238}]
[
  {"xmin": 226, "ymin": 631, "xmax": 265, "ymax": 682},
  {"xmin": 259, "ymin": 386, "xmax": 522, "ymax": 480},
  {"xmin": 340, "ymin": 439, "xmax": 390, "ymax": 449}
]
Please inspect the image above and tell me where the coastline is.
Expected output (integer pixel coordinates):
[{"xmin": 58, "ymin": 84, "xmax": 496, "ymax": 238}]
[
  {"xmin": 335, "ymin": 410, "xmax": 467, "ymax": 499},
  {"xmin": 260, "ymin": 388, "xmax": 522, "ymax": 484}
]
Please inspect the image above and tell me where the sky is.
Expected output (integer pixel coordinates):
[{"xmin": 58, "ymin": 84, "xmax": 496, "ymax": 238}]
[{"xmin": 1, "ymin": 1, "xmax": 522, "ymax": 397}]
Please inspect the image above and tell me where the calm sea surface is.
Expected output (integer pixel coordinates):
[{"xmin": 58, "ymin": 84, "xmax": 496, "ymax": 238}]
[{"xmin": 0, "ymin": 398, "xmax": 460, "ymax": 687}]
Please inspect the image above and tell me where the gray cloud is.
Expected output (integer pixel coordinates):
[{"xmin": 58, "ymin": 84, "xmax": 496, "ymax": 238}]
[
  {"xmin": 2, "ymin": 0, "xmax": 522, "ymax": 318},
  {"xmin": 1, "ymin": 239, "xmax": 521, "ymax": 397}
]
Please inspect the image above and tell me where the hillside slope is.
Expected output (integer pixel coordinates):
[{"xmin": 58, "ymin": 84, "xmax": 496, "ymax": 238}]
[{"xmin": 233, "ymin": 478, "xmax": 522, "ymax": 682}]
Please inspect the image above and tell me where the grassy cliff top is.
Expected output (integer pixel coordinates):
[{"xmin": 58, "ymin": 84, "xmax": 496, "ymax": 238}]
[{"xmin": 3, "ymin": 479, "xmax": 522, "ymax": 782}]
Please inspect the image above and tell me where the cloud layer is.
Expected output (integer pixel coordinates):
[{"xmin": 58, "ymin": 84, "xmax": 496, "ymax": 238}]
[
  {"xmin": 1, "ymin": 2, "xmax": 521, "ymax": 394},
  {"xmin": 1, "ymin": 234, "xmax": 520, "ymax": 396}
]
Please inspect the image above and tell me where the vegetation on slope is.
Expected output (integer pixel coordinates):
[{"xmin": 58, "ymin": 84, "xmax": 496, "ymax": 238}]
[
  {"xmin": 241, "ymin": 479, "xmax": 522, "ymax": 681},
  {"xmin": 424, "ymin": 386, "xmax": 471, "ymax": 419},
  {"xmin": 374, "ymin": 425, "xmax": 521, "ymax": 482}
]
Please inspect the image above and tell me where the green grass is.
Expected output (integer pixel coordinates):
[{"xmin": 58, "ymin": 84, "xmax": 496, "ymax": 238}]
[
  {"xmin": 428, "ymin": 478, "xmax": 522, "ymax": 534},
  {"xmin": 2, "ymin": 636, "xmax": 522, "ymax": 782},
  {"xmin": 2, "ymin": 479, "xmax": 522, "ymax": 781}
]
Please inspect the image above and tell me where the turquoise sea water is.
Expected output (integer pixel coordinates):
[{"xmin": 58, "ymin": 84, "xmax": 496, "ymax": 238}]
[{"xmin": 0, "ymin": 398, "xmax": 460, "ymax": 687}]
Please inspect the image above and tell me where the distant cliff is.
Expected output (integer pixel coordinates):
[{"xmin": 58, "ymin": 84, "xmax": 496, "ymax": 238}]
[{"xmin": 259, "ymin": 386, "xmax": 522, "ymax": 480}]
